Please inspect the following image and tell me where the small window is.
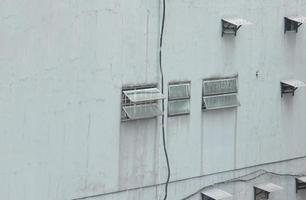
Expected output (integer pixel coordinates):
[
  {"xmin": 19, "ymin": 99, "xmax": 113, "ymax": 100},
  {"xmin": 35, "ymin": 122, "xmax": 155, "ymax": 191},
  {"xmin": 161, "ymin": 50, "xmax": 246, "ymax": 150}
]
[
  {"xmin": 203, "ymin": 78, "xmax": 237, "ymax": 96},
  {"xmin": 123, "ymin": 104, "xmax": 162, "ymax": 120},
  {"xmin": 169, "ymin": 83, "xmax": 190, "ymax": 99},
  {"xmin": 168, "ymin": 82, "xmax": 191, "ymax": 117},
  {"xmin": 168, "ymin": 99, "xmax": 190, "ymax": 116},
  {"xmin": 202, "ymin": 77, "xmax": 240, "ymax": 111},
  {"xmin": 203, "ymin": 94, "xmax": 239, "ymax": 110},
  {"xmin": 121, "ymin": 84, "xmax": 165, "ymax": 121}
]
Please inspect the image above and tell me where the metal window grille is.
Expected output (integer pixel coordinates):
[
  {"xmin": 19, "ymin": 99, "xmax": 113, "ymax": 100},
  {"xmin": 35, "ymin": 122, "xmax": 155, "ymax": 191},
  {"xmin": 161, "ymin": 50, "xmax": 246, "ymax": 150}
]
[{"xmin": 121, "ymin": 84, "xmax": 165, "ymax": 121}]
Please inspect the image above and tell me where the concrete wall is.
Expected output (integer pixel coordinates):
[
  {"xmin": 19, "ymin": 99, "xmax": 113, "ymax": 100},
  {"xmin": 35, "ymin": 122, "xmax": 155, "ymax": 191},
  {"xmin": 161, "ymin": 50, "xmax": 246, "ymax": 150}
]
[{"xmin": 1, "ymin": 0, "xmax": 306, "ymax": 200}]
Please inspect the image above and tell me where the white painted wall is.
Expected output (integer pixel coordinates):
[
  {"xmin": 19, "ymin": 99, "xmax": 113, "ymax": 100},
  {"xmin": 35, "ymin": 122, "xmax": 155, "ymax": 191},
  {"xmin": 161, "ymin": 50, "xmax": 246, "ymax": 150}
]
[{"xmin": 1, "ymin": 0, "xmax": 306, "ymax": 200}]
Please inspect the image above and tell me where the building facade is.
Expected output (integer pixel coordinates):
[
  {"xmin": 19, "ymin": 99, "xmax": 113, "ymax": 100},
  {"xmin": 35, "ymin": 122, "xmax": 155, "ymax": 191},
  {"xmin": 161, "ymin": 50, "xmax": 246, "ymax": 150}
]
[{"xmin": 1, "ymin": 0, "xmax": 306, "ymax": 200}]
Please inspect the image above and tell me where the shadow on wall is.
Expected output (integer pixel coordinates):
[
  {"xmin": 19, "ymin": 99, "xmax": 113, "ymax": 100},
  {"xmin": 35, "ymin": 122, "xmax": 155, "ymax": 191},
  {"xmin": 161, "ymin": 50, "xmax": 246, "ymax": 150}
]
[
  {"xmin": 167, "ymin": 114, "xmax": 191, "ymax": 136},
  {"xmin": 201, "ymin": 108, "xmax": 237, "ymax": 174},
  {"xmin": 118, "ymin": 119, "xmax": 160, "ymax": 189},
  {"xmin": 297, "ymin": 189, "xmax": 306, "ymax": 200},
  {"xmin": 284, "ymin": 32, "xmax": 297, "ymax": 70},
  {"xmin": 280, "ymin": 93, "xmax": 294, "ymax": 117},
  {"xmin": 221, "ymin": 35, "xmax": 236, "ymax": 69}
]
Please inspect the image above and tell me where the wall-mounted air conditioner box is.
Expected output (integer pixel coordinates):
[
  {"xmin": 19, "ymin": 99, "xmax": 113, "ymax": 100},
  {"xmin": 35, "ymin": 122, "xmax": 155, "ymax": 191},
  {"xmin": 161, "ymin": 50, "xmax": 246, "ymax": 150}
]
[
  {"xmin": 254, "ymin": 183, "xmax": 283, "ymax": 200},
  {"xmin": 281, "ymin": 79, "xmax": 306, "ymax": 97},
  {"xmin": 121, "ymin": 84, "xmax": 165, "ymax": 121},
  {"xmin": 296, "ymin": 176, "xmax": 306, "ymax": 193},
  {"xmin": 202, "ymin": 77, "xmax": 240, "ymax": 111},
  {"xmin": 168, "ymin": 81, "xmax": 191, "ymax": 117},
  {"xmin": 284, "ymin": 16, "xmax": 306, "ymax": 33},
  {"xmin": 222, "ymin": 18, "xmax": 252, "ymax": 37},
  {"xmin": 201, "ymin": 188, "xmax": 232, "ymax": 200}
]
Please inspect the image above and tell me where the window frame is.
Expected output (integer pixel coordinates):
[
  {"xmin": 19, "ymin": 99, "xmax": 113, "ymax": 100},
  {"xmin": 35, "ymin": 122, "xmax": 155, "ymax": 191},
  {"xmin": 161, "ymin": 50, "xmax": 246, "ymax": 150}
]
[
  {"xmin": 121, "ymin": 84, "xmax": 164, "ymax": 121},
  {"xmin": 203, "ymin": 93, "xmax": 240, "ymax": 111},
  {"xmin": 202, "ymin": 76, "xmax": 239, "ymax": 111},
  {"xmin": 168, "ymin": 81, "xmax": 191, "ymax": 117}
]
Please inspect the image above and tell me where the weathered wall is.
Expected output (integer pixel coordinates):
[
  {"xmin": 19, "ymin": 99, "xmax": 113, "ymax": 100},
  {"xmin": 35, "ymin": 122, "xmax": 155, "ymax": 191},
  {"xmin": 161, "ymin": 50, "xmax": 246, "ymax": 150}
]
[
  {"xmin": 1, "ymin": 0, "xmax": 306, "ymax": 200},
  {"xmin": 91, "ymin": 157, "xmax": 306, "ymax": 200}
]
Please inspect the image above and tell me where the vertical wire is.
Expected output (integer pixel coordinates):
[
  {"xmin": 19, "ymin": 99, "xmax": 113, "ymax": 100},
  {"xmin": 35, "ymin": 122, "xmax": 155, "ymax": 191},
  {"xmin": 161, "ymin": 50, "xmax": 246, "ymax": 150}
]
[{"xmin": 159, "ymin": 0, "xmax": 171, "ymax": 199}]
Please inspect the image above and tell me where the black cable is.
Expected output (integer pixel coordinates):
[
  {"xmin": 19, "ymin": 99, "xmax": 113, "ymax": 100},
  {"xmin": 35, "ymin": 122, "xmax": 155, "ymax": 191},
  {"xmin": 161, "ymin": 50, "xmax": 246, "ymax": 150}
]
[{"xmin": 159, "ymin": 0, "xmax": 170, "ymax": 200}]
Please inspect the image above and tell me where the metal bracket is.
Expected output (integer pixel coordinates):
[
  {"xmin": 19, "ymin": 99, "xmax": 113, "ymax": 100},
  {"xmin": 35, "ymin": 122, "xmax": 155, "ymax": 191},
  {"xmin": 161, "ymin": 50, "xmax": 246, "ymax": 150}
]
[
  {"xmin": 281, "ymin": 83, "xmax": 297, "ymax": 97},
  {"xmin": 254, "ymin": 187, "xmax": 269, "ymax": 200},
  {"xmin": 296, "ymin": 178, "xmax": 306, "ymax": 193},
  {"xmin": 201, "ymin": 193, "xmax": 214, "ymax": 200},
  {"xmin": 284, "ymin": 17, "xmax": 303, "ymax": 34},
  {"xmin": 222, "ymin": 20, "xmax": 241, "ymax": 37}
]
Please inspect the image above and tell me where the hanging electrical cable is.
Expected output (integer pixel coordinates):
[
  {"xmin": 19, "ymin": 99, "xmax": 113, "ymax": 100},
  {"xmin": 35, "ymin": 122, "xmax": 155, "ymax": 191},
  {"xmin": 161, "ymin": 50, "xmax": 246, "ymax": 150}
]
[{"xmin": 159, "ymin": 0, "xmax": 171, "ymax": 199}]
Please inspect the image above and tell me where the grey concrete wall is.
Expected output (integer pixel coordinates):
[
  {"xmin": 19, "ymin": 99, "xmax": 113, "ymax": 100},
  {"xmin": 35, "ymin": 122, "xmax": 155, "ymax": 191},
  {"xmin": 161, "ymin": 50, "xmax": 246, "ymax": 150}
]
[
  {"xmin": 91, "ymin": 157, "xmax": 306, "ymax": 200},
  {"xmin": 1, "ymin": 0, "xmax": 306, "ymax": 200}
]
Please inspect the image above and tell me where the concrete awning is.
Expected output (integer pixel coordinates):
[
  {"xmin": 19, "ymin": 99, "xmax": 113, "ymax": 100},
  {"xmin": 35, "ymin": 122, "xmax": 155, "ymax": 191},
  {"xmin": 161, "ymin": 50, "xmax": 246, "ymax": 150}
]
[
  {"xmin": 297, "ymin": 176, "xmax": 306, "ymax": 183},
  {"xmin": 222, "ymin": 18, "xmax": 252, "ymax": 26},
  {"xmin": 202, "ymin": 188, "xmax": 232, "ymax": 200},
  {"xmin": 281, "ymin": 79, "xmax": 306, "ymax": 88},
  {"xmin": 287, "ymin": 16, "xmax": 306, "ymax": 24},
  {"xmin": 255, "ymin": 183, "xmax": 283, "ymax": 193}
]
